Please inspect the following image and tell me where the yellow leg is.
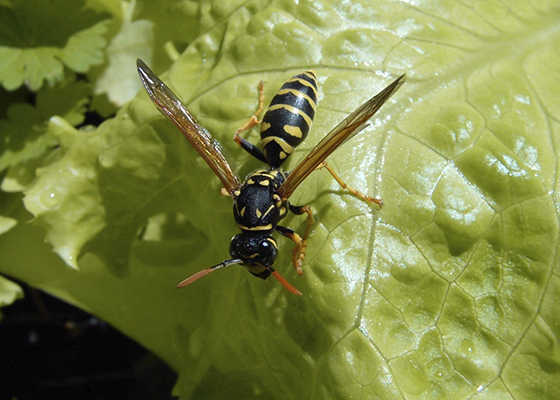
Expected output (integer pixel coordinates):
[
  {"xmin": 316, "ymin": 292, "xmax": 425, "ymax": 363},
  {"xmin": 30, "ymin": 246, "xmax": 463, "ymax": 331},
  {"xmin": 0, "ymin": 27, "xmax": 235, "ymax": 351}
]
[
  {"xmin": 279, "ymin": 205, "xmax": 315, "ymax": 275},
  {"xmin": 233, "ymin": 81, "xmax": 269, "ymax": 164},
  {"xmin": 234, "ymin": 80, "xmax": 265, "ymax": 136},
  {"xmin": 292, "ymin": 205, "xmax": 314, "ymax": 274},
  {"xmin": 318, "ymin": 162, "xmax": 383, "ymax": 207},
  {"xmin": 276, "ymin": 227, "xmax": 304, "ymax": 275}
]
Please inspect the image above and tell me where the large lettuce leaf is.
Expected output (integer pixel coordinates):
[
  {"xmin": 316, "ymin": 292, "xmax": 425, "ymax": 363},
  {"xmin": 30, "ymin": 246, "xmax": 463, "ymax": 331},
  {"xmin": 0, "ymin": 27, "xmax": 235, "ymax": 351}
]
[{"xmin": 1, "ymin": 0, "xmax": 559, "ymax": 398}]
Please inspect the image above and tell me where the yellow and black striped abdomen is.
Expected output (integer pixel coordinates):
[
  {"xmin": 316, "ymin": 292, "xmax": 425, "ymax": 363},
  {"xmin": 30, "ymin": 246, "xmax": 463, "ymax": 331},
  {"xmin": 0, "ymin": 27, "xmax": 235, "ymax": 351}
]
[{"xmin": 260, "ymin": 71, "xmax": 318, "ymax": 168}]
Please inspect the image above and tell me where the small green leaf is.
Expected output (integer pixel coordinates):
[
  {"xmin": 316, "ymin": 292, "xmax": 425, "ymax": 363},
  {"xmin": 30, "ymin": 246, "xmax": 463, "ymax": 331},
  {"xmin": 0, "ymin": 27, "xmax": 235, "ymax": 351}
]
[
  {"xmin": 0, "ymin": 275, "xmax": 23, "ymax": 320},
  {"xmin": 0, "ymin": 215, "xmax": 17, "ymax": 235},
  {"xmin": 94, "ymin": 1, "xmax": 154, "ymax": 106},
  {"xmin": 0, "ymin": 0, "xmax": 109, "ymax": 91},
  {"xmin": 0, "ymin": 77, "xmax": 90, "ymax": 176},
  {"xmin": 23, "ymin": 117, "xmax": 106, "ymax": 269}
]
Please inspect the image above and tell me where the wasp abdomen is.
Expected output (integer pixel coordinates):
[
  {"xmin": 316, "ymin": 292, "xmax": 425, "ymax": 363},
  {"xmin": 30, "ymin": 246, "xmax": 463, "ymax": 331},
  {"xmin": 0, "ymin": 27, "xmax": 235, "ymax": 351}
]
[{"xmin": 260, "ymin": 71, "xmax": 318, "ymax": 167}]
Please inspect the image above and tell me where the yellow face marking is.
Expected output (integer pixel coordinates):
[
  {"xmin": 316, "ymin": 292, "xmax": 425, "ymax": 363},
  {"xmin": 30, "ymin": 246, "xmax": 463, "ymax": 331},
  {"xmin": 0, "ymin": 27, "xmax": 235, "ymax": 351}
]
[
  {"xmin": 233, "ymin": 189, "xmax": 241, "ymax": 197},
  {"xmin": 277, "ymin": 88, "xmax": 316, "ymax": 111},
  {"xmin": 240, "ymin": 206, "xmax": 246, "ymax": 217},
  {"xmin": 267, "ymin": 104, "xmax": 312, "ymax": 127},
  {"xmin": 259, "ymin": 179, "xmax": 270, "ymax": 186},
  {"xmin": 267, "ymin": 237, "xmax": 278, "ymax": 248},
  {"xmin": 236, "ymin": 223, "xmax": 273, "ymax": 231},
  {"xmin": 247, "ymin": 178, "xmax": 255, "ymax": 185},
  {"xmin": 261, "ymin": 136, "xmax": 294, "ymax": 155},
  {"xmin": 279, "ymin": 207, "xmax": 286, "ymax": 216},
  {"xmin": 279, "ymin": 151, "xmax": 287, "ymax": 160},
  {"xmin": 261, "ymin": 121, "xmax": 271, "ymax": 132},
  {"xmin": 245, "ymin": 264, "xmax": 266, "ymax": 274},
  {"xmin": 255, "ymin": 209, "xmax": 262, "ymax": 218},
  {"xmin": 283, "ymin": 124, "xmax": 304, "ymax": 138},
  {"xmin": 273, "ymin": 194, "xmax": 282, "ymax": 208}
]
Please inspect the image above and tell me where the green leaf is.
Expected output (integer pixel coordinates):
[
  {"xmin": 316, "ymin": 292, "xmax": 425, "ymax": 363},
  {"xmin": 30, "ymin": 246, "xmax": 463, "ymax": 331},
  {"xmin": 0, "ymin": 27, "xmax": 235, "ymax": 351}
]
[
  {"xmin": 94, "ymin": 0, "xmax": 154, "ymax": 106},
  {"xmin": 0, "ymin": 0, "xmax": 109, "ymax": 91},
  {"xmin": 22, "ymin": 117, "xmax": 105, "ymax": 269},
  {"xmin": 135, "ymin": 0, "xmax": 201, "ymax": 62},
  {"xmin": 90, "ymin": 0, "xmax": 204, "ymax": 111},
  {"xmin": 1, "ymin": 0, "xmax": 560, "ymax": 399},
  {"xmin": 0, "ymin": 77, "xmax": 90, "ymax": 178},
  {"xmin": 0, "ymin": 215, "xmax": 17, "ymax": 236},
  {"xmin": 0, "ymin": 275, "xmax": 23, "ymax": 320}
]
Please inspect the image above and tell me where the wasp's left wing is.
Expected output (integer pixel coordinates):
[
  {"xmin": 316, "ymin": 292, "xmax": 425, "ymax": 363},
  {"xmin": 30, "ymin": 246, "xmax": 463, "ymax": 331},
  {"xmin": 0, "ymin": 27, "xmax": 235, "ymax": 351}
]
[
  {"xmin": 278, "ymin": 74, "xmax": 406, "ymax": 200},
  {"xmin": 137, "ymin": 59, "xmax": 241, "ymax": 195}
]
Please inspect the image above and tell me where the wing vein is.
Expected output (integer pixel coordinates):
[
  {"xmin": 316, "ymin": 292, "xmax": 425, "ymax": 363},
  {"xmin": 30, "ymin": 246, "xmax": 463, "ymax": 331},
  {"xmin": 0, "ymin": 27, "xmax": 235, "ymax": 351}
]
[
  {"xmin": 278, "ymin": 74, "xmax": 406, "ymax": 199},
  {"xmin": 137, "ymin": 59, "xmax": 241, "ymax": 195}
]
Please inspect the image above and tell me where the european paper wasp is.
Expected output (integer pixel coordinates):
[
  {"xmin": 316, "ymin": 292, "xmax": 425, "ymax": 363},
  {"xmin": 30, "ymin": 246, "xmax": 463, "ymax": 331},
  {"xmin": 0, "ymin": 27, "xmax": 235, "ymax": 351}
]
[{"xmin": 137, "ymin": 59, "xmax": 405, "ymax": 295}]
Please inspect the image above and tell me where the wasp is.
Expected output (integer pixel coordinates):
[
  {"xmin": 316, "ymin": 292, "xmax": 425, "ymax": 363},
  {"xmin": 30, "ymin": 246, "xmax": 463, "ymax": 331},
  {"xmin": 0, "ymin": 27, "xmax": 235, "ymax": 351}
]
[{"xmin": 137, "ymin": 59, "xmax": 405, "ymax": 295}]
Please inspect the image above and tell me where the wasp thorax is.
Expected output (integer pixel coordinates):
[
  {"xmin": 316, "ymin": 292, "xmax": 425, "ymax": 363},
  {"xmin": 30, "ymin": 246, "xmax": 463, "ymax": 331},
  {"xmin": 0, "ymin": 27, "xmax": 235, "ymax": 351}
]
[
  {"xmin": 233, "ymin": 169, "xmax": 287, "ymax": 232},
  {"xmin": 229, "ymin": 233, "xmax": 278, "ymax": 267}
]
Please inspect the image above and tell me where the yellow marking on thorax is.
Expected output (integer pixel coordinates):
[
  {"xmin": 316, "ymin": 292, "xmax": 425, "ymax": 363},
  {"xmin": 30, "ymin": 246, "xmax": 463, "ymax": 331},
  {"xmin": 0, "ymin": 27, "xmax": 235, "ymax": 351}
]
[
  {"xmin": 261, "ymin": 204, "xmax": 275, "ymax": 219},
  {"xmin": 236, "ymin": 223, "xmax": 273, "ymax": 231},
  {"xmin": 257, "ymin": 170, "xmax": 279, "ymax": 180}
]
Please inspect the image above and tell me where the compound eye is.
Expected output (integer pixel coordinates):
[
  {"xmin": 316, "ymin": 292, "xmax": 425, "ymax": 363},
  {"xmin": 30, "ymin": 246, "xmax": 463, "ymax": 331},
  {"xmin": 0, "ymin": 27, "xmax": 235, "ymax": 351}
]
[
  {"xmin": 258, "ymin": 237, "xmax": 278, "ymax": 265},
  {"xmin": 243, "ymin": 241, "xmax": 253, "ymax": 253},
  {"xmin": 229, "ymin": 234, "xmax": 250, "ymax": 259},
  {"xmin": 260, "ymin": 237, "xmax": 276, "ymax": 252}
]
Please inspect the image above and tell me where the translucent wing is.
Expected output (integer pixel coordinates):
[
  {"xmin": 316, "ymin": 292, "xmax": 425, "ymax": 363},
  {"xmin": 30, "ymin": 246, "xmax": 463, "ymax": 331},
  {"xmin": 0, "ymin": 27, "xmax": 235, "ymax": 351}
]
[
  {"xmin": 137, "ymin": 59, "xmax": 241, "ymax": 195},
  {"xmin": 278, "ymin": 74, "xmax": 406, "ymax": 200}
]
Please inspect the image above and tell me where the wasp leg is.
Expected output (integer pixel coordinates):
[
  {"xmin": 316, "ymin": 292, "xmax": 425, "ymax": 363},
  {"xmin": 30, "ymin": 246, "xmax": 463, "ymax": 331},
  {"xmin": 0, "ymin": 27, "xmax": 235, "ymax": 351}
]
[
  {"xmin": 290, "ymin": 205, "xmax": 315, "ymax": 273},
  {"xmin": 276, "ymin": 205, "xmax": 315, "ymax": 275},
  {"xmin": 233, "ymin": 80, "xmax": 268, "ymax": 164},
  {"xmin": 236, "ymin": 80, "xmax": 265, "ymax": 134},
  {"xmin": 317, "ymin": 161, "xmax": 383, "ymax": 207},
  {"xmin": 276, "ymin": 225, "xmax": 304, "ymax": 275}
]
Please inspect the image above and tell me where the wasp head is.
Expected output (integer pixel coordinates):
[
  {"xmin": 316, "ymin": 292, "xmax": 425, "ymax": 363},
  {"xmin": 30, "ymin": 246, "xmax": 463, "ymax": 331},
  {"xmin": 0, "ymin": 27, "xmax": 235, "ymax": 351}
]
[{"xmin": 229, "ymin": 233, "xmax": 278, "ymax": 278}]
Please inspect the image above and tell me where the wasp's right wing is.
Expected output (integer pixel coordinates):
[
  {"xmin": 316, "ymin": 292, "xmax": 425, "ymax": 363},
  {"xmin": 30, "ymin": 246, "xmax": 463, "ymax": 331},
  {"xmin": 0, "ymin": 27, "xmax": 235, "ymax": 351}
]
[
  {"xmin": 278, "ymin": 74, "xmax": 406, "ymax": 200},
  {"xmin": 137, "ymin": 59, "xmax": 241, "ymax": 195}
]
